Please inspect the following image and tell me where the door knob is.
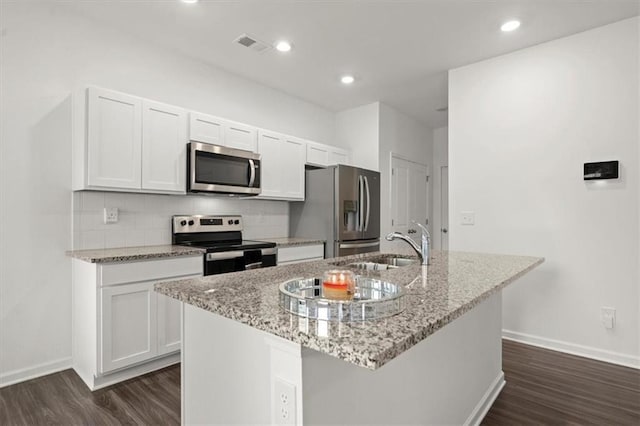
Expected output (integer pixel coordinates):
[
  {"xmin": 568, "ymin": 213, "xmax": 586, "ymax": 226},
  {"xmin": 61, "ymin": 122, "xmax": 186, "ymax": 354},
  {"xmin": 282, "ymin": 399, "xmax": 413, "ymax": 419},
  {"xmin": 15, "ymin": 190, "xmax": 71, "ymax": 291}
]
[{"xmin": 442, "ymin": 228, "xmax": 448, "ymax": 233}]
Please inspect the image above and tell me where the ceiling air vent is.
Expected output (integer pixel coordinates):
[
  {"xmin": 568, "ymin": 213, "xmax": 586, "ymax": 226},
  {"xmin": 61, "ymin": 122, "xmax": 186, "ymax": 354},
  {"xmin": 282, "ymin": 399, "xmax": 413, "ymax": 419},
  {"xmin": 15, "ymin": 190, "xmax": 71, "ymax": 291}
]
[{"xmin": 234, "ymin": 34, "xmax": 272, "ymax": 53}]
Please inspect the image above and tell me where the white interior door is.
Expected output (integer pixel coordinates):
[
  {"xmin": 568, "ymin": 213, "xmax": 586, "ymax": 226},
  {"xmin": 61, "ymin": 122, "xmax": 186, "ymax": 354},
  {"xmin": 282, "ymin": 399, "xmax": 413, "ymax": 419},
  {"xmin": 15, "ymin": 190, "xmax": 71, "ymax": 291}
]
[
  {"xmin": 440, "ymin": 166, "xmax": 449, "ymax": 250},
  {"xmin": 391, "ymin": 156, "xmax": 429, "ymax": 246}
]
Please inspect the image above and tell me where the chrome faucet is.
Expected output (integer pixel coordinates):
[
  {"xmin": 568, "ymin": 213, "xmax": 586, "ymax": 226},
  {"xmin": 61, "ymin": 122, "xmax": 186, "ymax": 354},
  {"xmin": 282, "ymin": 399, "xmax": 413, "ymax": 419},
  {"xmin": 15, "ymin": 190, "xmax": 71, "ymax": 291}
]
[{"xmin": 385, "ymin": 221, "xmax": 431, "ymax": 265}]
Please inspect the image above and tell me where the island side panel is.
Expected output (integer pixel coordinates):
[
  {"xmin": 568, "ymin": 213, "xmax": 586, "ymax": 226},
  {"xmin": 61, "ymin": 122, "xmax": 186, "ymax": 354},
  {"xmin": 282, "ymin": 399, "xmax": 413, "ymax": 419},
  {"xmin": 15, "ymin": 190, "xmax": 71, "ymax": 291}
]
[
  {"xmin": 182, "ymin": 304, "xmax": 303, "ymax": 425},
  {"xmin": 302, "ymin": 292, "xmax": 504, "ymax": 426}
]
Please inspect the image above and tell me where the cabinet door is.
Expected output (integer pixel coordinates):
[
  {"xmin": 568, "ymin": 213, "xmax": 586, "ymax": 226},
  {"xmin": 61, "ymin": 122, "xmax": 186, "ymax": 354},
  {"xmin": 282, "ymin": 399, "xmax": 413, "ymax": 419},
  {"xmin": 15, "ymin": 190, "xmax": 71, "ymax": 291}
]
[
  {"xmin": 257, "ymin": 130, "xmax": 282, "ymax": 198},
  {"xmin": 87, "ymin": 87, "xmax": 142, "ymax": 189},
  {"xmin": 157, "ymin": 293, "xmax": 182, "ymax": 355},
  {"xmin": 280, "ymin": 135, "xmax": 306, "ymax": 200},
  {"xmin": 306, "ymin": 142, "xmax": 329, "ymax": 167},
  {"xmin": 189, "ymin": 112, "xmax": 224, "ymax": 145},
  {"xmin": 101, "ymin": 282, "xmax": 157, "ymax": 374},
  {"xmin": 329, "ymin": 148, "xmax": 349, "ymax": 166},
  {"xmin": 225, "ymin": 121, "xmax": 257, "ymax": 152},
  {"xmin": 141, "ymin": 100, "xmax": 187, "ymax": 193}
]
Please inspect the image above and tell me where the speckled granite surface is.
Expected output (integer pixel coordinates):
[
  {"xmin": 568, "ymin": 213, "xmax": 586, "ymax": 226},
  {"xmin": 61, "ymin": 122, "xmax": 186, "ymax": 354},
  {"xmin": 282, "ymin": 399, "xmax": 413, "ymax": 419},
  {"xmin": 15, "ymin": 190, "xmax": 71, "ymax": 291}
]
[
  {"xmin": 267, "ymin": 237, "xmax": 326, "ymax": 247},
  {"xmin": 155, "ymin": 250, "xmax": 543, "ymax": 370},
  {"xmin": 67, "ymin": 245, "xmax": 205, "ymax": 263}
]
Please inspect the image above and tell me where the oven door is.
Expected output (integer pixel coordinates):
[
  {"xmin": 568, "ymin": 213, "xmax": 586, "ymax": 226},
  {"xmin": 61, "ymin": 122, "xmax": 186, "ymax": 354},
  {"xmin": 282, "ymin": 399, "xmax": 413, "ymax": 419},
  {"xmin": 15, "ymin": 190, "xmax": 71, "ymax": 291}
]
[
  {"xmin": 244, "ymin": 248, "xmax": 278, "ymax": 270},
  {"xmin": 204, "ymin": 251, "xmax": 245, "ymax": 276},
  {"xmin": 188, "ymin": 142, "xmax": 261, "ymax": 195}
]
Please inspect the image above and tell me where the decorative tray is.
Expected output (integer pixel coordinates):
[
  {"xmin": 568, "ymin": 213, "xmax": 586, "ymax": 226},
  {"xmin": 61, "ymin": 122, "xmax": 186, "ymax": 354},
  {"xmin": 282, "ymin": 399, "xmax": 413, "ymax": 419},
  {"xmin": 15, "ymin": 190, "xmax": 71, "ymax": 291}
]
[{"xmin": 279, "ymin": 276, "xmax": 405, "ymax": 321}]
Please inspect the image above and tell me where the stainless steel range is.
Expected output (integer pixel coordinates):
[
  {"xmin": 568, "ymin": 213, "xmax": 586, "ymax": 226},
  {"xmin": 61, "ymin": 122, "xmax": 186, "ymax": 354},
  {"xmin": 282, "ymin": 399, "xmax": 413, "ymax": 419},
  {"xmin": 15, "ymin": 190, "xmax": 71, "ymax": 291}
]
[{"xmin": 172, "ymin": 215, "xmax": 277, "ymax": 276}]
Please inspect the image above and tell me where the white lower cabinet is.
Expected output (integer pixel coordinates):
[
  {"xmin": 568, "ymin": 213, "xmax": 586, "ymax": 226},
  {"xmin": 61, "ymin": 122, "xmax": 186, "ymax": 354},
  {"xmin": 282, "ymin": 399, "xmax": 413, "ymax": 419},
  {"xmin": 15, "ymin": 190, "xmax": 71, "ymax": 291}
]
[
  {"xmin": 101, "ymin": 281, "xmax": 157, "ymax": 374},
  {"xmin": 277, "ymin": 244, "xmax": 325, "ymax": 265},
  {"xmin": 72, "ymin": 255, "xmax": 202, "ymax": 390},
  {"xmin": 157, "ymin": 293, "xmax": 182, "ymax": 355}
]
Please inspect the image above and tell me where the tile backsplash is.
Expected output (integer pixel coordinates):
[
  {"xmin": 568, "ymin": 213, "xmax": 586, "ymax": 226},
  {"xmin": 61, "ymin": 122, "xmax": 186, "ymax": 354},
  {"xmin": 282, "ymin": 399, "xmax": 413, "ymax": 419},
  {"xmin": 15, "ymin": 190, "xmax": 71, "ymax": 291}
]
[{"xmin": 72, "ymin": 191, "xmax": 290, "ymax": 250}]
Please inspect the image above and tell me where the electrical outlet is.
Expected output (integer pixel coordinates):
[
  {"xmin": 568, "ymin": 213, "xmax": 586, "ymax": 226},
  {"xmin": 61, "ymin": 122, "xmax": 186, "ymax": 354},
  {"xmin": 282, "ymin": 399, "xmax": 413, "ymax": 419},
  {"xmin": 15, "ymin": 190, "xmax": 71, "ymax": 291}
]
[
  {"xmin": 601, "ymin": 307, "xmax": 616, "ymax": 329},
  {"xmin": 461, "ymin": 211, "xmax": 475, "ymax": 225},
  {"xmin": 103, "ymin": 207, "xmax": 118, "ymax": 224},
  {"xmin": 274, "ymin": 378, "xmax": 296, "ymax": 425}
]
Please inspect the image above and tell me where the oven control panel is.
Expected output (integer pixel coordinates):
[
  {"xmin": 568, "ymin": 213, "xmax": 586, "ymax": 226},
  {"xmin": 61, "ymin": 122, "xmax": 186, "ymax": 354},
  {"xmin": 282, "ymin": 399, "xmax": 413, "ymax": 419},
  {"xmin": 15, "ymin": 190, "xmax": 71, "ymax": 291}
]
[{"xmin": 172, "ymin": 215, "xmax": 242, "ymax": 233}]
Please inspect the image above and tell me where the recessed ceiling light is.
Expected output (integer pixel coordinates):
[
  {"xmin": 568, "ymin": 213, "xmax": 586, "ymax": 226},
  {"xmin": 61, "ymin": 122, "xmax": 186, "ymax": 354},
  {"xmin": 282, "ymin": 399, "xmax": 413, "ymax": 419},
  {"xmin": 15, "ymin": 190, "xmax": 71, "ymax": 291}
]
[
  {"xmin": 340, "ymin": 75, "xmax": 355, "ymax": 85},
  {"xmin": 501, "ymin": 20, "xmax": 521, "ymax": 32},
  {"xmin": 181, "ymin": 0, "xmax": 199, "ymax": 3},
  {"xmin": 275, "ymin": 40, "xmax": 292, "ymax": 52}
]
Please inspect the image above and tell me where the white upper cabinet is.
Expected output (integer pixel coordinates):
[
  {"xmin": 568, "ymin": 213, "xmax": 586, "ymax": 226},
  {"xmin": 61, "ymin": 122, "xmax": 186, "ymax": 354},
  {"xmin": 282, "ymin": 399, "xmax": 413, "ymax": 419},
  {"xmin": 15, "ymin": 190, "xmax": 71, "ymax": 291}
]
[
  {"xmin": 257, "ymin": 130, "xmax": 306, "ymax": 201},
  {"xmin": 188, "ymin": 113, "xmax": 257, "ymax": 152},
  {"xmin": 306, "ymin": 142, "xmax": 330, "ymax": 167},
  {"xmin": 87, "ymin": 87, "xmax": 142, "ymax": 189},
  {"xmin": 257, "ymin": 130, "xmax": 282, "ymax": 199},
  {"xmin": 328, "ymin": 147, "xmax": 349, "ymax": 166},
  {"xmin": 225, "ymin": 120, "xmax": 257, "ymax": 152},
  {"xmin": 280, "ymin": 135, "xmax": 306, "ymax": 200},
  {"xmin": 142, "ymin": 100, "xmax": 187, "ymax": 193},
  {"xmin": 305, "ymin": 140, "xmax": 350, "ymax": 167},
  {"xmin": 189, "ymin": 112, "xmax": 224, "ymax": 145}
]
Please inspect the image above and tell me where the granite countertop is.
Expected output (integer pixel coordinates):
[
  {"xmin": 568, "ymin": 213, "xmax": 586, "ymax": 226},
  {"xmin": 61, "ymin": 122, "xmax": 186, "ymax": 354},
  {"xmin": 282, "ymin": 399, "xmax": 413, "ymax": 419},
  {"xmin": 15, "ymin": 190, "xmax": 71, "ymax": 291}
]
[
  {"xmin": 67, "ymin": 245, "xmax": 205, "ymax": 263},
  {"xmin": 155, "ymin": 250, "xmax": 543, "ymax": 370},
  {"xmin": 267, "ymin": 237, "xmax": 326, "ymax": 247}
]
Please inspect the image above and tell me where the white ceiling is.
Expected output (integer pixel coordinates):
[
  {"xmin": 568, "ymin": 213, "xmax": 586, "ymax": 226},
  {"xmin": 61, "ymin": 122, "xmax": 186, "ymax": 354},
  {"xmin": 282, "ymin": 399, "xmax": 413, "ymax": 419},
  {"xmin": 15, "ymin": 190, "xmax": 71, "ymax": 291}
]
[{"xmin": 63, "ymin": 0, "xmax": 639, "ymax": 128}]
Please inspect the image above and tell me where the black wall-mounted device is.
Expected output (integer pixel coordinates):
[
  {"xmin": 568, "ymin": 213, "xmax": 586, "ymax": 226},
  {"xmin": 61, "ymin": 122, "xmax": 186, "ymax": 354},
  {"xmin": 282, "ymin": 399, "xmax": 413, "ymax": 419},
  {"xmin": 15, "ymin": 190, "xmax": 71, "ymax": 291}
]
[{"xmin": 583, "ymin": 161, "xmax": 619, "ymax": 180}]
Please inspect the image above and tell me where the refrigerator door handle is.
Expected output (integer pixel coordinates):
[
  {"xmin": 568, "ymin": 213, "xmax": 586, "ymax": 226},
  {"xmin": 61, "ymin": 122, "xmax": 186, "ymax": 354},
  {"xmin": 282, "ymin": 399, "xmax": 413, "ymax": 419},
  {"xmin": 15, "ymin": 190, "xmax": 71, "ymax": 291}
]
[
  {"xmin": 358, "ymin": 175, "xmax": 364, "ymax": 232},
  {"xmin": 364, "ymin": 175, "xmax": 371, "ymax": 232},
  {"xmin": 339, "ymin": 241, "xmax": 380, "ymax": 249}
]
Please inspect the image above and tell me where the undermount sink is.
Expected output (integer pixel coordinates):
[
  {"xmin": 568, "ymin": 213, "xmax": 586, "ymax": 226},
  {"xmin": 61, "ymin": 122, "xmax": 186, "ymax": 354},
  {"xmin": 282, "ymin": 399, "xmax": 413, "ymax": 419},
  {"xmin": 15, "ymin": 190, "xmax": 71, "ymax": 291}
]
[{"xmin": 331, "ymin": 255, "xmax": 418, "ymax": 271}]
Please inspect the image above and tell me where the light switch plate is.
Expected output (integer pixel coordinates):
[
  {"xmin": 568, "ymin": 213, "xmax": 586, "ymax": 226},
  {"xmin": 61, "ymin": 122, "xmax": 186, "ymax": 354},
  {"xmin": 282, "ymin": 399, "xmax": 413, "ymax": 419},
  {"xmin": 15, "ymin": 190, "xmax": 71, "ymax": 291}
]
[
  {"xmin": 461, "ymin": 211, "xmax": 475, "ymax": 225},
  {"xmin": 104, "ymin": 207, "xmax": 119, "ymax": 224}
]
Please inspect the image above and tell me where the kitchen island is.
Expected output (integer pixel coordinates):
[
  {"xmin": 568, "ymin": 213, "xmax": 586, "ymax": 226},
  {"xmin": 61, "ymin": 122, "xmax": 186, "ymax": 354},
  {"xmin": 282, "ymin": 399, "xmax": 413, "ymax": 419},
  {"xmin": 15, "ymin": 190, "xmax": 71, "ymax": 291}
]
[{"xmin": 155, "ymin": 250, "xmax": 542, "ymax": 425}]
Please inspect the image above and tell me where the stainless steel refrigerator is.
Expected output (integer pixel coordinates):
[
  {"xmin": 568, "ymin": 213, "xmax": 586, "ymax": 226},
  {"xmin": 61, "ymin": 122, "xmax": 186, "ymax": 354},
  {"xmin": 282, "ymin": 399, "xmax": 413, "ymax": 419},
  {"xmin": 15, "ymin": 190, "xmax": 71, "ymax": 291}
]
[{"xmin": 290, "ymin": 165, "xmax": 380, "ymax": 258}]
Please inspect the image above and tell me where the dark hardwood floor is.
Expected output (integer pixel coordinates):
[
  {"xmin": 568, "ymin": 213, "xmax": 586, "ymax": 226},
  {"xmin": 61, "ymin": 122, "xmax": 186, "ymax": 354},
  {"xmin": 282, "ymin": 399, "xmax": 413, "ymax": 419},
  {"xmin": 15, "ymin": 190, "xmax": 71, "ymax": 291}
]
[
  {"xmin": 1, "ymin": 340, "xmax": 638, "ymax": 425},
  {"xmin": 0, "ymin": 365, "xmax": 180, "ymax": 426},
  {"xmin": 483, "ymin": 340, "xmax": 640, "ymax": 426}
]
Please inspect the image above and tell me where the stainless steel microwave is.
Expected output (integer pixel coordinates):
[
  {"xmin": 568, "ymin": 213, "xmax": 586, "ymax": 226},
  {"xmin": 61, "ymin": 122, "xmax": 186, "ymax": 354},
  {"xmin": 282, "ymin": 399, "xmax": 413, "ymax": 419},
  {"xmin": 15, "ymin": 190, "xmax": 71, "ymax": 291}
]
[{"xmin": 187, "ymin": 142, "xmax": 261, "ymax": 196}]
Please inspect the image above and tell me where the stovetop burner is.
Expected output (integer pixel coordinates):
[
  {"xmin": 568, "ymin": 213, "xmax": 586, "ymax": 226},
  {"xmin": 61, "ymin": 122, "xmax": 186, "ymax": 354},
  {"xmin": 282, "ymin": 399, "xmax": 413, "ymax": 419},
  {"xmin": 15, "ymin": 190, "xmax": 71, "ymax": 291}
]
[{"xmin": 171, "ymin": 215, "xmax": 276, "ymax": 252}]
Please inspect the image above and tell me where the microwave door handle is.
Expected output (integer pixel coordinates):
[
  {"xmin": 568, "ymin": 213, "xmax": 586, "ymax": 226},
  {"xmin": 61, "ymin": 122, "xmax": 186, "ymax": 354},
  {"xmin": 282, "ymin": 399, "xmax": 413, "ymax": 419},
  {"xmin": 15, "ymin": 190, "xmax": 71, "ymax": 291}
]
[
  {"xmin": 248, "ymin": 159, "xmax": 256, "ymax": 187},
  {"xmin": 364, "ymin": 175, "xmax": 371, "ymax": 232}
]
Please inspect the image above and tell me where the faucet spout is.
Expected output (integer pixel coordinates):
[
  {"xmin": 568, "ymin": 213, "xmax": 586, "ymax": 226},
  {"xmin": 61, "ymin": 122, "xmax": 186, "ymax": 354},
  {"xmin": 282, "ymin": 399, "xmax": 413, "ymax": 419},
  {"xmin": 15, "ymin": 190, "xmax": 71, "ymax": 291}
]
[{"xmin": 385, "ymin": 223, "xmax": 430, "ymax": 266}]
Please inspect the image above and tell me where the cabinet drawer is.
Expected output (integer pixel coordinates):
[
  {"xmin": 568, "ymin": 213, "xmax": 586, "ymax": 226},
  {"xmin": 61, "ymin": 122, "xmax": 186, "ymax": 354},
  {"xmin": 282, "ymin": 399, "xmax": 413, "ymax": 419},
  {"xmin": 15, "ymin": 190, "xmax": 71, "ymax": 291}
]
[
  {"xmin": 278, "ymin": 244, "xmax": 324, "ymax": 264},
  {"xmin": 100, "ymin": 256, "xmax": 202, "ymax": 286}
]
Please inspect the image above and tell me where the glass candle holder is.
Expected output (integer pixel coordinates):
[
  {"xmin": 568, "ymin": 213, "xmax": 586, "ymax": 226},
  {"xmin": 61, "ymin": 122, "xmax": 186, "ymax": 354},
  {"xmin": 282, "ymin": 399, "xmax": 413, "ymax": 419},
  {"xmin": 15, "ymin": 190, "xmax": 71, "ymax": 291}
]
[{"xmin": 322, "ymin": 270, "xmax": 355, "ymax": 301}]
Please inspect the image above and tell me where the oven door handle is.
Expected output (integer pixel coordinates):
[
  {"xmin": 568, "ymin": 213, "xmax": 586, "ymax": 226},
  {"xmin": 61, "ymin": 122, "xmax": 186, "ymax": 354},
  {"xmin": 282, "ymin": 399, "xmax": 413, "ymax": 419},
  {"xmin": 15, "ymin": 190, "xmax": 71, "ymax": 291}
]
[
  {"xmin": 206, "ymin": 251, "xmax": 244, "ymax": 261},
  {"xmin": 248, "ymin": 159, "xmax": 256, "ymax": 187},
  {"xmin": 245, "ymin": 262, "xmax": 263, "ymax": 270}
]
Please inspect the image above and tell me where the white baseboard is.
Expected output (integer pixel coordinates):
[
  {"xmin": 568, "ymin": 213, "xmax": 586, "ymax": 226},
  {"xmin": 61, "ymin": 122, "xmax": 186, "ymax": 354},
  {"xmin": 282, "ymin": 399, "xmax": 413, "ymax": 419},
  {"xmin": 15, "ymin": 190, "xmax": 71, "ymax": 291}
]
[
  {"xmin": 465, "ymin": 371, "xmax": 505, "ymax": 426},
  {"xmin": 0, "ymin": 357, "xmax": 72, "ymax": 388},
  {"xmin": 502, "ymin": 329, "xmax": 640, "ymax": 370}
]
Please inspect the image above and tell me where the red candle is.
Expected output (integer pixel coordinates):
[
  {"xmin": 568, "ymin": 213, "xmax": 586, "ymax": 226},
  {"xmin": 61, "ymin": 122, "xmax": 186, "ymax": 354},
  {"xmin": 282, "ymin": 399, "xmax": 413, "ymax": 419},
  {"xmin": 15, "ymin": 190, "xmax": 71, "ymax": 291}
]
[{"xmin": 322, "ymin": 270, "xmax": 355, "ymax": 300}]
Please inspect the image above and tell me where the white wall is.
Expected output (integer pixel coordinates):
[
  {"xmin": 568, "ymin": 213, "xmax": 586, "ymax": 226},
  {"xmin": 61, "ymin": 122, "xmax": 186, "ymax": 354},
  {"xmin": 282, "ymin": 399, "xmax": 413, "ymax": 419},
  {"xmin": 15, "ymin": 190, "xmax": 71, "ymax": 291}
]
[
  {"xmin": 432, "ymin": 126, "xmax": 448, "ymax": 250},
  {"xmin": 379, "ymin": 103, "xmax": 433, "ymax": 252},
  {"xmin": 335, "ymin": 102, "xmax": 380, "ymax": 171},
  {"xmin": 449, "ymin": 17, "xmax": 639, "ymax": 366},
  {"xmin": 0, "ymin": 2, "xmax": 335, "ymax": 385}
]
